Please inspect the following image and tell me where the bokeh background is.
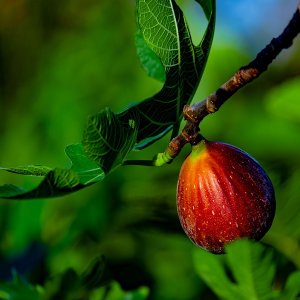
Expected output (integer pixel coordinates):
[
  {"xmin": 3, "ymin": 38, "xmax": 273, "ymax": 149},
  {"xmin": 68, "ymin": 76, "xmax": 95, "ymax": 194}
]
[{"xmin": 0, "ymin": 0, "xmax": 300, "ymax": 299}]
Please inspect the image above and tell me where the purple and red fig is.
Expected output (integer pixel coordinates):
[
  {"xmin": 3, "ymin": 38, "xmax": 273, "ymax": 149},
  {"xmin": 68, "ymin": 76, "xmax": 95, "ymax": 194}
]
[{"xmin": 176, "ymin": 140, "xmax": 275, "ymax": 254}]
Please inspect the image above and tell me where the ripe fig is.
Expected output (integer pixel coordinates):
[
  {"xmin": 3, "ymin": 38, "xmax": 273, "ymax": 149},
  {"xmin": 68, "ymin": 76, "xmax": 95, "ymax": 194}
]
[{"xmin": 176, "ymin": 140, "xmax": 275, "ymax": 254}]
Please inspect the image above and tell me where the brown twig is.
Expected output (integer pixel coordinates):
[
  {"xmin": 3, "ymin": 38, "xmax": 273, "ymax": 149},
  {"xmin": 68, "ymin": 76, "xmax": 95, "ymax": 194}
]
[{"xmin": 157, "ymin": 4, "xmax": 300, "ymax": 165}]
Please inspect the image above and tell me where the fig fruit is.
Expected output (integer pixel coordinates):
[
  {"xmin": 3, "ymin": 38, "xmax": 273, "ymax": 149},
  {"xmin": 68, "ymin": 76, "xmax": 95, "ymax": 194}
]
[{"xmin": 176, "ymin": 140, "xmax": 275, "ymax": 254}]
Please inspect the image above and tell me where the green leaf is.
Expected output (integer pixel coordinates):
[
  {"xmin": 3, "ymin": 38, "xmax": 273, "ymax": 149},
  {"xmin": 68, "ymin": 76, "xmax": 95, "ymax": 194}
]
[
  {"xmin": 0, "ymin": 144, "xmax": 104, "ymax": 199},
  {"xmin": 135, "ymin": 30, "xmax": 166, "ymax": 82},
  {"xmin": 130, "ymin": 0, "xmax": 216, "ymax": 149},
  {"xmin": 0, "ymin": 0, "xmax": 215, "ymax": 198},
  {"xmin": 0, "ymin": 165, "xmax": 51, "ymax": 176},
  {"xmin": 85, "ymin": 0, "xmax": 216, "ymax": 163},
  {"xmin": 103, "ymin": 282, "xmax": 149, "ymax": 300},
  {"xmin": 0, "ymin": 185, "xmax": 27, "ymax": 198},
  {"xmin": 194, "ymin": 240, "xmax": 277, "ymax": 300},
  {"xmin": 0, "ymin": 271, "xmax": 41, "ymax": 300},
  {"xmin": 226, "ymin": 240, "xmax": 276, "ymax": 300},
  {"xmin": 197, "ymin": 0, "xmax": 214, "ymax": 19},
  {"xmin": 277, "ymin": 271, "xmax": 300, "ymax": 300},
  {"xmin": 194, "ymin": 250, "xmax": 241, "ymax": 300},
  {"xmin": 0, "ymin": 169, "xmax": 82, "ymax": 199},
  {"xmin": 81, "ymin": 256, "xmax": 112, "ymax": 289},
  {"xmin": 42, "ymin": 268, "xmax": 82, "ymax": 300},
  {"xmin": 82, "ymin": 107, "xmax": 139, "ymax": 173},
  {"xmin": 32, "ymin": 260, "xmax": 148, "ymax": 299},
  {"xmin": 66, "ymin": 143, "xmax": 105, "ymax": 184}
]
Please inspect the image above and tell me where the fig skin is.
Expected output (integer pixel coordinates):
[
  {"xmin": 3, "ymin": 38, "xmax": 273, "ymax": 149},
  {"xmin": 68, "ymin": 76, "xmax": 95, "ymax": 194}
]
[{"xmin": 176, "ymin": 140, "xmax": 275, "ymax": 254}]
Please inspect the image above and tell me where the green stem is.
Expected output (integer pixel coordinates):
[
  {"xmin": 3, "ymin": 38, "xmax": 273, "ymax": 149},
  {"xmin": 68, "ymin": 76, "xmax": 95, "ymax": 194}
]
[{"xmin": 122, "ymin": 160, "xmax": 156, "ymax": 167}]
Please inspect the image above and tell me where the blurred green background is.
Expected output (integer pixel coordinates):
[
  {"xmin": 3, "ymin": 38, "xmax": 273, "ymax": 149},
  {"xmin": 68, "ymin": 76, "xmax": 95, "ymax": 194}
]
[{"xmin": 0, "ymin": 0, "xmax": 300, "ymax": 299}]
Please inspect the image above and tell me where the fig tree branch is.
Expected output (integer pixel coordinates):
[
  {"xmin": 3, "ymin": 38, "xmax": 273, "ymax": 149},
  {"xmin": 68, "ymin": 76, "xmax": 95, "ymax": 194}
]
[
  {"xmin": 152, "ymin": 3, "xmax": 300, "ymax": 166},
  {"xmin": 123, "ymin": 4, "xmax": 300, "ymax": 167}
]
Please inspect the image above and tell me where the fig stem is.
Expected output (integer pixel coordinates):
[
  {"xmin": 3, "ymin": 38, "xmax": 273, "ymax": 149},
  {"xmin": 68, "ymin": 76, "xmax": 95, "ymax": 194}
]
[{"xmin": 153, "ymin": 3, "xmax": 300, "ymax": 166}]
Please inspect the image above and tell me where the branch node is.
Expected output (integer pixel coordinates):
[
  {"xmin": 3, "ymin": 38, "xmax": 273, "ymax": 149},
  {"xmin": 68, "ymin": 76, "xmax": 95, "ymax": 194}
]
[
  {"xmin": 206, "ymin": 96, "xmax": 218, "ymax": 113},
  {"xmin": 183, "ymin": 105, "xmax": 199, "ymax": 123},
  {"xmin": 182, "ymin": 127, "xmax": 200, "ymax": 144}
]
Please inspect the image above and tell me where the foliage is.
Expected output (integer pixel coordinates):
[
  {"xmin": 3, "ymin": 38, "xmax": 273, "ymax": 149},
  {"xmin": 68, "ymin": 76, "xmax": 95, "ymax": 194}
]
[
  {"xmin": 0, "ymin": 265, "xmax": 149, "ymax": 300},
  {"xmin": 195, "ymin": 239, "xmax": 300, "ymax": 300},
  {"xmin": 1, "ymin": 241, "xmax": 300, "ymax": 299},
  {"xmin": 0, "ymin": 271, "xmax": 41, "ymax": 300},
  {"xmin": 0, "ymin": 0, "xmax": 215, "ymax": 199}
]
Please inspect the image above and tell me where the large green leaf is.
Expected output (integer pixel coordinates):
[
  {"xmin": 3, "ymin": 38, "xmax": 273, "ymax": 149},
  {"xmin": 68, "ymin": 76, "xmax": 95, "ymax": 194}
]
[
  {"xmin": 82, "ymin": 0, "xmax": 215, "ymax": 171},
  {"xmin": 131, "ymin": 0, "xmax": 216, "ymax": 149},
  {"xmin": 78, "ymin": 0, "xmax": 215, "ymax": 175},
  {"xmin": 194, "ymin": 249, "xmax": 241, "ymax": 299},
  {"xmin": 226, "ymin": 240, "xmax": 276, "ymax": 300},
  {"xmin": 194, "ymin": 240, "xmax": 300, "ymax": 300},
  {"xmin": 0, "ymin": 0, "xmax": 215, "ymax": 199}
]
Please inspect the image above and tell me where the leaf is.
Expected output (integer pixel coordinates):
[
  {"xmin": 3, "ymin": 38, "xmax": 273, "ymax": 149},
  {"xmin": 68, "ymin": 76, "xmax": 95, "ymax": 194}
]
[
  {"xmin": 277, "ymin": 271, "xmax": 300, "ymax": 300},
  {"xmin": 194, "ymin": 250, "xmax": 241, "ymax": 300},
  {"xmin": 82, "ymin": 107, "xmax": 139, "ymax": 173},
  {"xmin": 0, "ymin": 144, "xmax": 104, "ymax": 199},
  {"xmin": 66, "ymin": 143, "xmax": 105, "ymax": 184},
  {"xmin": 197, "ymin": 0, "xmax": 214, "ymax": 19},
  {"xmin": 102, "ymin": 282, "xmax": 149, "ymax": 300},
  {"xmin": 194, "ymin": 240, "xmax": 278, "ymax": 300},
  {"xmin": 130, "ymin": 0, "xmax": 216, "ymax": 149},
  {"xmin": 0, "ymin": 169, "xmax": 82, "ymax": 199},
  {"xmin": 226, "ymin": 240, "xmax": 276, "ymax": 300},
  {"xmin": 135, "ymin": 30, "xmax": 166, "ymax": 82},
  {"xmin": 81, "ymin": 256, "xmax": 112, "ymax": 289},
  {"xmin": 0, "ymin": 271, "xmax": 41, "ymax": 300},
  {"xmin": 32, "ymin": 259, "xmax": 148, "ymax": 299},
  {"xmin": 0, "ymin": 185, "xmax": 27, "ymax": 199},
  {"xmin": 0, "ymin": 0, "xmax": 216, "ymax": 199},
  {"xmin": 84, "ymin": 0, "xmax": 216, "ymax": 166},
  {"xmin": 42, "ymin": 268, "xmax": 82, "ymax": 300},
  {"xmin": 0, "ymin": 166, "xmax": 51, "ymax": 176}
]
